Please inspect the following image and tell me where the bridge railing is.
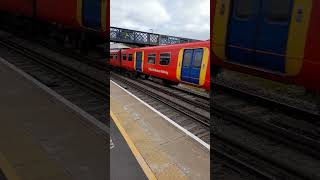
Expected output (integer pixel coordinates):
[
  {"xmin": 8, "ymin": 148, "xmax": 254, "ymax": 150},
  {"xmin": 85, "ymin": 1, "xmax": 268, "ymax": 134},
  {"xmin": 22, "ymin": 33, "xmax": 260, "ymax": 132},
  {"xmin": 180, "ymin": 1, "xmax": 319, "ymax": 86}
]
[{"xmin": 110, "ymin": 27, "xmax": 198, "ymax": 46}]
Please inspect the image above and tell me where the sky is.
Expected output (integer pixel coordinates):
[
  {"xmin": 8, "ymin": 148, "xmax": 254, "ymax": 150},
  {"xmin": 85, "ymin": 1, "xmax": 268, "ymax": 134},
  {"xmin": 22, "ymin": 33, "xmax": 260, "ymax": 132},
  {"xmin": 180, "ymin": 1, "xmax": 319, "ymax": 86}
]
[{"xmin": 110, "ymin": 0, "xmax": 210, "ymax": 40}]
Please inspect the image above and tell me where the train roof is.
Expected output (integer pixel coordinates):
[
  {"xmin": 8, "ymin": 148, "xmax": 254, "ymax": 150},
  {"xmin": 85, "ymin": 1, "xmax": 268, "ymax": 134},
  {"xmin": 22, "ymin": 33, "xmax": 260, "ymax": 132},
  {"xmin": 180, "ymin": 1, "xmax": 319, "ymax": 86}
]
[
  {"xmin": 110, "ymin": 40, "xmax": 210, "ymax": 53},
  {"xmin": 120, "ymin": 40, "xmax": 210, "ymax": 52},
  {"xmin": 110, "ymin": 49, "xmax": 121, "ymax": 53},
  {"xmin": 140, "ymin": 40, "xmax": 209, "ymax": 50}
]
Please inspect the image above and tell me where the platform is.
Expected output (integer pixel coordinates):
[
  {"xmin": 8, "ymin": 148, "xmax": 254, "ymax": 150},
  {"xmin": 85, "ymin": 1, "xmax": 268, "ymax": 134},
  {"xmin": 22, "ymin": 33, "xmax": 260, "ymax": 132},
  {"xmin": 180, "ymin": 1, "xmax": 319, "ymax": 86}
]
[
  {"xmin": 0, "ymin": 57, "xmax": 109, "ymax": 180},
  {"xmin": 110, "ymin": 118, "xmax": 147, "ymax": 180},
  {"xmin": 110, "ymin": 80, "xmax": 210, "ymax": 180}
]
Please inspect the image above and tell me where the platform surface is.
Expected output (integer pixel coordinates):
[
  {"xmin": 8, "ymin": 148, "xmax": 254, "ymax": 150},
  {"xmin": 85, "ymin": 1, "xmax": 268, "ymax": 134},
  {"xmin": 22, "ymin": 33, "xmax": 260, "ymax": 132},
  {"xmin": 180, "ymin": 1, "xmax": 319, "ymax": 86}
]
[
  {"xmin": 110, "ymin": 80, "xmax": 210, "ymax": 180},
  {"xmin": 110, "ymin": 118, "xmax": 147, "ymax": 180},
  {"xmin": 0, "ymin": 57, "xmax": 108, "ymax": 180}
]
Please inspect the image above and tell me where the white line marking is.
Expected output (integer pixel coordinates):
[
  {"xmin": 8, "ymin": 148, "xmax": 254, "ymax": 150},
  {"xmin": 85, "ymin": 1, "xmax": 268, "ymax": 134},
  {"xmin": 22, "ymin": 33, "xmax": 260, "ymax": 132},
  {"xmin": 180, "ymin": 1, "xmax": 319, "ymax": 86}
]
[
  {"xmin": 111, "ymin": 80, "xmax": 210, "ymax": 150},
  {"xmin": 0, "ymin": 57, "xmax": 109, "ymax": 134}
]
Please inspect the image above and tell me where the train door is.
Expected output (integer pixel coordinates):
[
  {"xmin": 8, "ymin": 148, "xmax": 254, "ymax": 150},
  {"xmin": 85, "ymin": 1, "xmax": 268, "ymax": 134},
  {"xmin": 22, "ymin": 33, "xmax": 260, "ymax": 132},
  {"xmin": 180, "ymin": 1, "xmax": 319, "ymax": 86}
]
[
  {"xmin": 226, "ymin": 0, "xmax": 258, "ymax": 66},
  {"xmin": 226, "ymin": 0, "xmax": 293, "ymax": 73},
  {"xmin": 136, "ymin": 52, "xmax": 143, "ymax": 72},
  {"xmin": 82, "ymin": 0, "xmax": 101, "ymax": 30},
  {"xmin": 255, "ymin": 0, "xmax": 293, "ymax": 72},
  {"xmin": 181, "ymin": 49, "xmax": 203, "ymax": 84},
  {"xmin": 181, "ymin": 49, "xmax": 193, "ymax": 82},
  {"xmin": 120, "ymin": 50, "xmax": 124, "ymax": 67}
]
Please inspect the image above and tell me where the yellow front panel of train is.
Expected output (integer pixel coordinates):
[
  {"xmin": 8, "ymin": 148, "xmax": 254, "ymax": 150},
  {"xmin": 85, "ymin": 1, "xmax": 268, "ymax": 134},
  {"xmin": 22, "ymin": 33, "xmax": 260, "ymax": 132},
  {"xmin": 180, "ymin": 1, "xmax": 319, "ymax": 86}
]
[
  {"xmin": 285, "ymin": 0, "xmax": 312, "ymax": 75},
  {"xmin": 213, "ymin": 0, "xmax": 231, "ymax": 61}
]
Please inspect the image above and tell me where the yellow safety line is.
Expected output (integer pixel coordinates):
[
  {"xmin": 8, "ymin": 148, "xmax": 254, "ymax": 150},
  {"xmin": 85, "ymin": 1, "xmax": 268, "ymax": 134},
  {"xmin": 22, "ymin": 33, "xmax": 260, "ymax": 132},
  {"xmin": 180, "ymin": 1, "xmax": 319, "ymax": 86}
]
[
  {"xmin": 110, "ymin": 111, "xmax": 157, "ymax": 180},
  {"xmin": 0, "ymin": 152, "xmax": 20, "ymax": 180}
]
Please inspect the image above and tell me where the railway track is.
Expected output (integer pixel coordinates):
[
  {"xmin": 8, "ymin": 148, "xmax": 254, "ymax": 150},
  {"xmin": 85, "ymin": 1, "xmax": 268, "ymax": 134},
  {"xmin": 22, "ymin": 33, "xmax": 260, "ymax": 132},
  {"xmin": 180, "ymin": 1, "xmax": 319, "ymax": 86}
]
[
  {"xmin": 211, "ymin": 134, "xmax": 304, "ymax": 180},
  {"xmin": 0, "ymin": 37, "xmax": 108, "ymax": 128},
  {"xmin": 171, "ymin": 84, "xmax": 209, "ymax": 100},
  {"xmin": 213, "ymin": 82, "xmax": 320, "ymax": 154},
  {"xmin": 136, "ymin": 77, "xmax": 210, "ymax": 112},
  {"xmin": 0, "ymin": 24, "xmax": 108, "ymax": 71},
  {"xmin": 35, "ymin": 36, "xmax": 210, "ymax": 111},
  {"xmin": 5, "ymin": 24, "xmax": 319, "ymax": 179},
  {"xmin": 211, "ymin": 82, "xmax": 320, "ymax": 179},
  {"xmin": 17, "ymin": 32, "xmax": 211, "ymax": 144},
  {"xmin": 111, "ymin": 72, "xmax": 210, "ymax": 144},
  {"xmin": 0, "ymin": 31, "xmax": 209, "ymax": 144},
  {"xmin": 215, "ymin": 82, "xmax": 320, "ymax": 121},
  {"xmin": 33, "ymin": 38, "xmax": 108, "ymax": 71}
]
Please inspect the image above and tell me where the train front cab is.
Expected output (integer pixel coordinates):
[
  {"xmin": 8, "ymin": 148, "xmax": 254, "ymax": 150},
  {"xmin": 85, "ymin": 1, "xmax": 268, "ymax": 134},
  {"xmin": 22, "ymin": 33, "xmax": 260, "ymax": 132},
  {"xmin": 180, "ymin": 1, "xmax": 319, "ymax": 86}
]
[
  {"xmin": 109, "ymin": 50, "xmax": 121, "ymax": 68},
  {"xmin": 176, "ymin": 45, "xmax": 210, "ymax": 90},
  {"xmin": 213, "ymin": 0, "xmax": 312, "ymax": 77}
]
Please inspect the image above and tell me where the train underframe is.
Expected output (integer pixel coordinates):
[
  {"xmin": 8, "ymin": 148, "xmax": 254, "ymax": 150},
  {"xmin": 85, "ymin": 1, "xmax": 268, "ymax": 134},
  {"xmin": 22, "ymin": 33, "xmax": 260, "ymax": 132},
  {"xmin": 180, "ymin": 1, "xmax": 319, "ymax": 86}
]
[{"xmin": 112, "ymin": 66, "xmax": 179, "ymax": 87}]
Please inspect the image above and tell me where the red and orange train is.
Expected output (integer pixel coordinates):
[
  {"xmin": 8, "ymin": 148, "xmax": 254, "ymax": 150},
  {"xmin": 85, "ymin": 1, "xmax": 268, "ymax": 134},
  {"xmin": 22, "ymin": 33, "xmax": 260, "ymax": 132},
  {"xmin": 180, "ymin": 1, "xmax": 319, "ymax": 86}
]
[
  {"xmin": 0, "ymin": 0, "xmax": 109, "ymax": 42},
  {"xmin": 110, "ymin": 41, "xmax": 211, "ymax": 91},
  {"xmin": 211, "ymin": 0, "xmax": 320, "ymax": 92}
]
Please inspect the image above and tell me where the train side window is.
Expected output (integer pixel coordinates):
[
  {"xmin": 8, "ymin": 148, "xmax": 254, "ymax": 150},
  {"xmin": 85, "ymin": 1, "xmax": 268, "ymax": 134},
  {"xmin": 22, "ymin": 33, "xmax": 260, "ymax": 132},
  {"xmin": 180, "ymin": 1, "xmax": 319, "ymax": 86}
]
[
  {"xmin": 159, "ymin": 53, "xmax": 170, "ymax": 65},
  {"xmin": 234, "ymin": 0, "xmax": 255, "ymax": 19},
  {"xmin": 193, "ymin": 49, "xmax": 203, "ymax": 68},
  {"xmin": 265, "ymin": 0, "xmax": 291, "ymax": 22},
  {"xmin": 110, "ymin": 55, "xmax": 113, "ymax": 59},
  {"xmin": 148, "ymin": 53, "xmax": 156, "ymax": 64},
  {"xmin": 128, "ymin": 54, "xmax": 133, "ymax": 61},
  {"xmin": 122, "ymin": 54, "xmax": 127, "ymax": 61}
]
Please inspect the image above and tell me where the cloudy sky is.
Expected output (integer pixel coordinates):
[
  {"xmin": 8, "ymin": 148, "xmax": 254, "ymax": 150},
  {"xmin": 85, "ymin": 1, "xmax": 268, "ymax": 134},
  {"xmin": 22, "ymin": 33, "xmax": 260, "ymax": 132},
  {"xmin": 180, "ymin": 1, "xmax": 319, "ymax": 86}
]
[{"xmin": 110, "ymin": 0, "xmax": 210, "ymax": 40}]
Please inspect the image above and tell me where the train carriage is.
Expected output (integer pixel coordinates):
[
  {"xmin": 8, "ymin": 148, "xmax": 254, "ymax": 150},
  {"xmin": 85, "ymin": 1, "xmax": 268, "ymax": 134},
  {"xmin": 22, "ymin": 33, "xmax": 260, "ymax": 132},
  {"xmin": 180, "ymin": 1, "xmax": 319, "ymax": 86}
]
[
  {"xmin": 36, "ymin": 0, "xmax": 79, "ymax": 28},
  {"xmin": 0, "ymin": 0, "xmax": 109, "ymax": 39},
  {"xmin": 0, "ymin": 0, "xmax": 34, "ymax": 17},
  {"xmin": 120, "ymin": 48, "xmax": 135, "ymax": 72},
  {"xmin": 212, "ymin": 0, "xmax": 320, "ymax": 91},
  {"xmin": 110, "ymin": 41, "xmax": 211, "ymax": 91},
  {"xmin": 37, "ymin": 0, "xmax": 108, "ymax": 38},
  {"xmin": 110, "ymin": 50, "xmax": 121, "ymax": 68}
]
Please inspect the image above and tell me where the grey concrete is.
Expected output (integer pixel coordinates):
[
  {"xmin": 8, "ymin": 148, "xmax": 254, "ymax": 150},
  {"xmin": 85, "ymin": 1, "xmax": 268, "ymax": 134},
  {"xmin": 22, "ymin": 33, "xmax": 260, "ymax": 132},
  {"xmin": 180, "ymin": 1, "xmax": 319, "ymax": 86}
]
[
  {"xmin": 0, "ymin": 58, "xmax": 108, "ymax": 180},
  {"xmin": 110, "ymin": 118, "xmax": 147, "ymax": 180}
]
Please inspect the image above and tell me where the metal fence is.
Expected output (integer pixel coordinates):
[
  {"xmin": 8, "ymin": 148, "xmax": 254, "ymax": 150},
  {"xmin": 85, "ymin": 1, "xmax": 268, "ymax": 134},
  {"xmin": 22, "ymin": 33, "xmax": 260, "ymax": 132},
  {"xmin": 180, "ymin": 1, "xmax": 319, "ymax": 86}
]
[{"xmin": 110, "ymin": 27, "xmax": 198, "ymax": 46}]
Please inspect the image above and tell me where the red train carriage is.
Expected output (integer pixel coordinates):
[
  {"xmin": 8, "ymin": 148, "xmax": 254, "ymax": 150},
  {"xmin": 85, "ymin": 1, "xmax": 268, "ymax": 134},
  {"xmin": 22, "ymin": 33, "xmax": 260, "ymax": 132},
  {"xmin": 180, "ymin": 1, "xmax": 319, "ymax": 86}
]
[
  {"xmin": 0, "ymin": 0, "xmax": 34, "ymax": 17},
  {"xmin": 120, "ymin": 48, "xmax": 135, "ymax": 72},
  {"xmin": 0, "ymin": 0, "xmax": 109, "ymax": 38},
  {"xmin": 36, "ymin": 0, "xmax": 79, "ymax": 28},
  {"xmin": 37, "ymin": 0, "xmax": 108, "ymax": 37},
  {"xmin": 212, "ymin": 0, "xmax": 320, "ymax": 91},
  {"xmin": 109, "ymin": 48, "xmax": 135, "ymax": 72},
  {"xmin": 110, "ymin": 50, "xmax": 121, "ymax": 68},
  {"xmin": 110, "ymin": 41, "xmax": 211, "ymax": 91}
]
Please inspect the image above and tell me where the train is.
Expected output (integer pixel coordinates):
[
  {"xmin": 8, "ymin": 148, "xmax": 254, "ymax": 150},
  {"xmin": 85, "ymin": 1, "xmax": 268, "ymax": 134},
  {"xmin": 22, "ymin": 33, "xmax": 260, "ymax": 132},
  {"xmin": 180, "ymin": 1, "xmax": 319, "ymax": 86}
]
[
  {"xmin": 211, "ymin": 0, "xmax": 320, "ymax": 92},
  {"xmin": 110, "ymin": 41, "xmax": 211, "ymax": 91},
  {"xmin": 0, "ymin": 0, "xmax": 109, "ymax": 49}
]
